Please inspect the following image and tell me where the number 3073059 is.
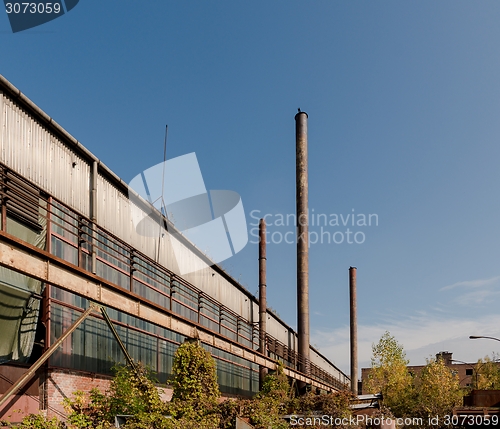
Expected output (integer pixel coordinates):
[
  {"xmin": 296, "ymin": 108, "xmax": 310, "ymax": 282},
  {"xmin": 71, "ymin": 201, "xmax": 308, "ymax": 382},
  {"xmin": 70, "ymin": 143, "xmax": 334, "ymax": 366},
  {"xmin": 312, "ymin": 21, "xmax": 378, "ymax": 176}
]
[{"xmin": 5, "ymin": 3, "xmax": 62, "ymax": 14}]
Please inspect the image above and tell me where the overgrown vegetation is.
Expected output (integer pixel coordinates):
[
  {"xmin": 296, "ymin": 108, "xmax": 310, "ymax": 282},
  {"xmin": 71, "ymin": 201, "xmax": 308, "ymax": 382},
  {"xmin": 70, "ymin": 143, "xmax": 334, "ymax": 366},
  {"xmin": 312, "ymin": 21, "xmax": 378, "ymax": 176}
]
[
  {"xmin": 9, "ymin": 339, "xmax": 353, "ymax": 428},
  {"xmin": 365, "ymin": 331, "xmax": 465, "ymax": 428},
  {"xmin": 16, "ymin": 332, "xmax": 484, "ymax": 428},
  {"xmin": 11, "ymin": 413, "xmax": 64, "ymax": 429},
  {"xmin": 471, "ymin": 354, "xmax": 500, "ymax": 389},
  {"xmin": 414, "ymin": 357, "xmax": 464, "ymax": 423},
  {"xmin": 365, "ymin": 331, "xmax": 414, "ymax": 417},
  {"xmin": 166, "ymin": 339, "xmax": 221, "ymax": 428}
]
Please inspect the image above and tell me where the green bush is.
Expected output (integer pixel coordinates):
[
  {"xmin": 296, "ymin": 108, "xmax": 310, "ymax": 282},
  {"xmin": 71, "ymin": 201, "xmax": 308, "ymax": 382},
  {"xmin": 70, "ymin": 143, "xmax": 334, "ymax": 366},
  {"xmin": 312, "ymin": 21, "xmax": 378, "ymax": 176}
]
[
  {"xmin": 12, "ymin": 413, "xmax": 64, "ymax": 429},
  {"xmin": 63, "ymin": 362, "xmax": 167, "ymax": 428},
  {"xmin": 33, "ymin": 339, "xmax": 358, "ymax": 428}
]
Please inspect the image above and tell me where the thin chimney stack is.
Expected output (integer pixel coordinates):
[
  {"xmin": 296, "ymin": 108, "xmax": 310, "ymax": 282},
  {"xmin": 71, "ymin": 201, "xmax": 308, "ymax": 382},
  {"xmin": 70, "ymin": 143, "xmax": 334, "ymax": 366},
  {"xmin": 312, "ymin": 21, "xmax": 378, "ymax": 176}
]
[
  {"xmin": 349, "ymin": 266, "xmax": 358, "ymax": 395},
  {"xmin": 258, "ymin": 218, "xmax": 268, "ymax": 388},
  {"xmin": 295, "ymin": 110, "xmax": 310, "ymax": 378}
]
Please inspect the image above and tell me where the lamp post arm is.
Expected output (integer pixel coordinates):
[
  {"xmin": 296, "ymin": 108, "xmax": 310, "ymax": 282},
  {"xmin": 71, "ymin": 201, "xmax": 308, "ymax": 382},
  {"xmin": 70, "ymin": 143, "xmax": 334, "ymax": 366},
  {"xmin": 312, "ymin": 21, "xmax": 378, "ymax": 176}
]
[{"xmin": 469, "ymin": 336, "xmax": 500, "ymax": 342}]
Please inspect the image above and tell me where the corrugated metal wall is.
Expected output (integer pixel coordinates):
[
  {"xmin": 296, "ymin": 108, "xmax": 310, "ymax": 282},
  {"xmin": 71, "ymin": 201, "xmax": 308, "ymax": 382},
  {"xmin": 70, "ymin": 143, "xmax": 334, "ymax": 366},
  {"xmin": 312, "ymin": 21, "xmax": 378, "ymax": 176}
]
[
  {"xmin": 311, "ymin": 350, "xmax": 344, "ymax": 383},
  {"xmin": 97, "ymin": 173, "xmax": 258, "ymax": 322},
  {"xmin": 0, "ymin": 93, "xmax": 90, "ymax": 216}
]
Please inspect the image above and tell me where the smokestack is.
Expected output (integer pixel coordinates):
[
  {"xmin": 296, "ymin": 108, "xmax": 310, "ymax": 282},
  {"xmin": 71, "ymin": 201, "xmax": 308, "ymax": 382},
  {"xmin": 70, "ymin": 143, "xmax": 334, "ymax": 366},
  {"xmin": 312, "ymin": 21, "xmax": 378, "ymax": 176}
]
[
  {"xmin": 258, "ymin": 218, "xmax": 268, "ymax": 388},
  {"xmin": 349, "ymin": 267, "xmax": 358, "ymax": 395},
  {"xmin": 295, "ymin": 110, "xmax": 310, "ymax": 378}
]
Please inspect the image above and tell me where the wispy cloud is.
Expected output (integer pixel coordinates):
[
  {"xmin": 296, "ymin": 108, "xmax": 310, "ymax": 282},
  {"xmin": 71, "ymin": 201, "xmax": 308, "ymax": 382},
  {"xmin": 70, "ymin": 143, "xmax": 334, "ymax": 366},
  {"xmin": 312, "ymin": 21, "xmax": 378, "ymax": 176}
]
[
  {"xmin": 453, "ymin": 289, "xmax": 500, "ymax": 306},
  {"xmin": 437, "ymin": 275, "xmax": 500, "ymax": 307},
  {"xmin": 312, "ymin": 312, "xmax": 500, "ymax": 375},
  {"xmin": 312, "ymin": 280, "xmax": 500, "ymax": 376},
  {"xmin": 440, "ymin": 275, "xmax": 500, "ymax": 291}
]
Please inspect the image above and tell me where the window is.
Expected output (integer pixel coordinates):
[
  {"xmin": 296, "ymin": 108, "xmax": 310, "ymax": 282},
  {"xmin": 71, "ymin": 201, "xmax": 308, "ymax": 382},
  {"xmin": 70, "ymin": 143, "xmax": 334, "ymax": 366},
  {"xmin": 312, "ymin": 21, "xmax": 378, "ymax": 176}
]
[
  {"xmin": 5, "ymin": 170, "xmax": 41, "ymax": 230},
  {"xmin": 466, "ymin": 368, "xmax": 473, "ymax": 376}
]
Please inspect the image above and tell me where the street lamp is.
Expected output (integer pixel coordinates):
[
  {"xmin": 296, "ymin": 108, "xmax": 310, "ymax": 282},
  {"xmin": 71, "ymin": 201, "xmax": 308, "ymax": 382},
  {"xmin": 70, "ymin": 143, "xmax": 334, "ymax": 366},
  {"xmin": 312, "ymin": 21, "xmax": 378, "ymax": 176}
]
[{"xmin": 469, "ymin": 336, "xmax": 500, "ymax": 342}]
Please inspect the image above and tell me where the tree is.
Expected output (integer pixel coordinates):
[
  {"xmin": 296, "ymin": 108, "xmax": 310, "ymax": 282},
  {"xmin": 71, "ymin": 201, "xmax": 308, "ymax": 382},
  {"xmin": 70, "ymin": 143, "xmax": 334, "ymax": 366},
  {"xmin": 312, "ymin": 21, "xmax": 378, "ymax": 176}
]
[
  {"xmin": 365, "ymin": 331, "xmax": 414, "ymax": 417},
  {"xmin": 248, "ymin": 362, "xmax": 291, "ymax": 429},
  {"xmin": 472, "ymin": 355, "xmax": 500, "ymax": 390},
  {"xmin": 167, "ymin": 339, "xmax": 221, "ymax": 428},
  {"xmin": 414, "ymin": 357, "xmax": 463, "ymax": 426},
  {"xmin": 365, "ymin": 333, "xmax": 465, "ymax": 428}
]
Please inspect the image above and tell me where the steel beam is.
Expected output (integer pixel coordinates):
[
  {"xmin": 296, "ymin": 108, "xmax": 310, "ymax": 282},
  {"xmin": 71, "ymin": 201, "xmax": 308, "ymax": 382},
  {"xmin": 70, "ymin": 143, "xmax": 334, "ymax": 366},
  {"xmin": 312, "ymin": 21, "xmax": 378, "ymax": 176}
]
[
  {"xmin": 99, "ymin": 306, "xmax": 136, "ymax": 371},
  {"xmin": 0, "ymin": 304, "xmax": 98, "ymax": 409}
]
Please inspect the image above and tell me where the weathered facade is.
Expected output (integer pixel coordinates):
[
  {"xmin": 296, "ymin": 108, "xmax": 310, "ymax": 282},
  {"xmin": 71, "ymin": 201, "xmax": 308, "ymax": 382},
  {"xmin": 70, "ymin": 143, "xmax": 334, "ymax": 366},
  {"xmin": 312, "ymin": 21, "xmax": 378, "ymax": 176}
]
[{"xmin": 0, "ymin": 75, "xmax": 349, "ymax": 422}]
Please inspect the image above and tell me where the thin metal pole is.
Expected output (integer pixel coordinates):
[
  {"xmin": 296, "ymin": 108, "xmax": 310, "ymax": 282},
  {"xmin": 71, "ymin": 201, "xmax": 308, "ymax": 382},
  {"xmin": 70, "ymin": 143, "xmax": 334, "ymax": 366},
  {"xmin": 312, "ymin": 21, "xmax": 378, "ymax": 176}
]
[
  {"xmin": 349, "ymin": 267, "xmax": 358, "ymax": 395},
  {"xmin": 0, "ymin": 304, "xmax": 97, "ymax": 409},
  {"xmin": 99, "ymin": 307, "xmax": 137, "ymax": 372},
  {"xmin": 259, "ymin": 218, "xmax": 268, "ymax": 388}
]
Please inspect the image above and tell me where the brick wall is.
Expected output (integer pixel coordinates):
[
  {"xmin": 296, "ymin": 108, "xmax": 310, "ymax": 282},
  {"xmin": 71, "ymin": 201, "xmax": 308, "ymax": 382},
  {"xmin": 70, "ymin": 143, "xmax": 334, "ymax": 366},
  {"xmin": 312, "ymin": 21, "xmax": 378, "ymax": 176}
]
[
  {"xmin": 43, "ymin": 368, "xmax": 174, "ymax": 419},
  {"xmin": 43, "ymin": 369, "xmax": 112, "ymax": 418},
  {"xmin": 3, "ymin": 367, "xmax": 222, "ymax": 423}
]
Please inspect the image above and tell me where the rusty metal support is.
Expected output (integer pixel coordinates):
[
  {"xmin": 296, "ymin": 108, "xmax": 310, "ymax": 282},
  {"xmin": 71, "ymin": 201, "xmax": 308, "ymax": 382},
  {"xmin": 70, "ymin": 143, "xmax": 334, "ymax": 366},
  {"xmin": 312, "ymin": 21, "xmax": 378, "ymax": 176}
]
[
  {"xmin": 99, "ymin": 306, "xmax": 137, "ymax": 372},
  {"xmin": 0, "ymin": 303, "xmax": 98, "ymax": 409},
  {"xmin": 1, "ymin": 168, "xmax": 6, "ymax": 232},
  {"xmin": 0, "ymin": 302, "xmax": 140, "ymax": 410},
  {"xmin": 258, "ymin": 218, "xmax": 268, "ymax": 388},
  {"xmin": 295, "ymin": 110, "xmax": 310, "ymax": 380},
  {"xmin": 349, "ymin": 267, "xmax": 358, "ymax": 395}
]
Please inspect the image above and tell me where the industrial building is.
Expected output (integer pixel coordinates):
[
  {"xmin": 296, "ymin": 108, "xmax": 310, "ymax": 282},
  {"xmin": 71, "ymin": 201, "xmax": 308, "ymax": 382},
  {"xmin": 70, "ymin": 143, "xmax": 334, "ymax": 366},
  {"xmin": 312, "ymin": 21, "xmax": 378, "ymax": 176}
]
[
  {"xmin": 0, "ymin": 75, "xmax": 349, "ymax": 421},
  {"xmin": 360, "ymin": 351, "xmax": 498, "ymax": 394}
]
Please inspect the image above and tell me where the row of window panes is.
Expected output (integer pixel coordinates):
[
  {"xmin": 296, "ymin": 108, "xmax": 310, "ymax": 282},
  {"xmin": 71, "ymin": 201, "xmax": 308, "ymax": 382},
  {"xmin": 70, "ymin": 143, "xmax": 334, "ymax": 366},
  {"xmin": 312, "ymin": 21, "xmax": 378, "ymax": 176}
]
[
  {"xmin": 49, "ymin": 290, "xmax": 259, "ymax": 395},
  {"xmin": 133, "ymin": 257, "xmax": 171, "ymax": 288},
  {"xmin": 171, "ymin": 281, "xmax": 198, "ymax": 309},
  {"xmin": 96, "ymin": 230, "xmax": 130, "ymax": 272},
  {"xmin": 49, "ymin": 238, "xmax": 251, "ymax": 344},
  {"xmin": 200, "ymin": 297, "xmax": 218, "ymax": 319},
  {"xmin": 133, "ymin": 279, "xmax": 170, "ymax": 309},
  {"xmin": 46, "ymin": 202, "xmax": 268, "ymax": 359},
  {"xmin": 204, "ymin": 344, "xmax": 259, "ymax": 396},
  {"xmin": 172, "ymin": 300, "xmax": 198, "ymax": 323},
  {"xmin": 51, "ymin": 235, "xmax": 78, "ymax": 265},
  {"xmin": 96, "ymin": 260, "xmax": 129, "ymax": 289},
  {"xmin": 47, "ymin": 201, "xmax": 250, "ymax": 343},
  {"xmin": 51, "ymin": 201, "xmax": 78, "ymax": 244},
  {"xmin": 50, "ymin": 227, "xmax": 260, "ymax": 354}
]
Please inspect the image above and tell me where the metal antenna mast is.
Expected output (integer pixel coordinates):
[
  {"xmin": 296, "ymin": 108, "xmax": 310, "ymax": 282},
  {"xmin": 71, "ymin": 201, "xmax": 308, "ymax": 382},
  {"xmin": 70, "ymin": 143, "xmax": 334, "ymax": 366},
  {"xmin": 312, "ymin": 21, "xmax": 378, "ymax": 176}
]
[{"xmin": 156, "ymin": 125, "xmax": 168, "ymax": 262}]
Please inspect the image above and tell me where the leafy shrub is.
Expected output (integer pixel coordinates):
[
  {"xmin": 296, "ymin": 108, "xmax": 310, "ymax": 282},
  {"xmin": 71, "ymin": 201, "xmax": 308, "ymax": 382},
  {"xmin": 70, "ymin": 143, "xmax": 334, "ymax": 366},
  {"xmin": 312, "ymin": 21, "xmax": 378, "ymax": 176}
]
[
  {"xmin": 12, "ymin": 413, "xmax": 64, "ymax": 429},
  {"xmin": 63, "ymin": 362, "xmax": 167, "ymax": 428}
]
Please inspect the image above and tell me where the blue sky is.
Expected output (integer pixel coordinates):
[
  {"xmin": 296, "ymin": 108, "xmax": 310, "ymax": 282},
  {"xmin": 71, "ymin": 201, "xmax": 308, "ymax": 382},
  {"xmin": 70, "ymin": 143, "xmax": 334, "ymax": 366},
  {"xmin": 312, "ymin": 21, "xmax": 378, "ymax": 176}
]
[{"xmin": 2, "ymin": 1, "xmax": 500, "ymax": 375}]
